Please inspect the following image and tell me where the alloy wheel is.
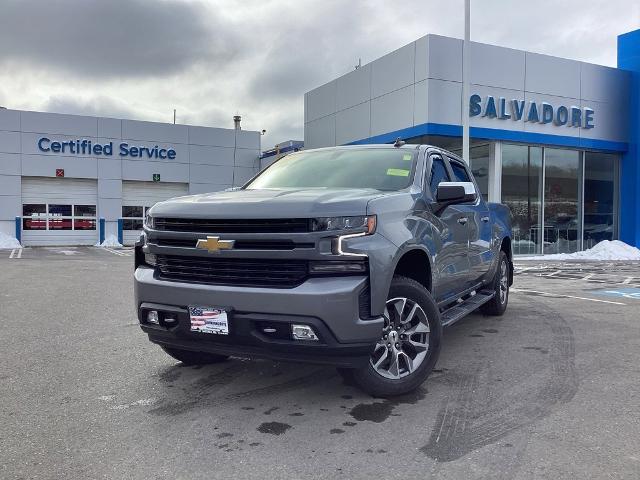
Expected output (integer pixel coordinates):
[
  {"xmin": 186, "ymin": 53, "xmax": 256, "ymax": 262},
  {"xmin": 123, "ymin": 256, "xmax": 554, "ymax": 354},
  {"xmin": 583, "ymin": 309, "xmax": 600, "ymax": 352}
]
[
  {"xmin": 370, "ymin": 297, "xmax": 430, "ymax": 380},
  {"xmin": 499, "ymin": 260, "xmax": 509, "ymax": 304}
]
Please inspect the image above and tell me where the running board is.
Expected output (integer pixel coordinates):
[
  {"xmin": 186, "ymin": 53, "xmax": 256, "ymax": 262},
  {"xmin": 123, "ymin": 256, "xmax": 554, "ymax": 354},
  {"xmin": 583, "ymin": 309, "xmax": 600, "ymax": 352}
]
[{"xmin": 440, "ymin": 290, "xmax": 495, "ymax": 328}]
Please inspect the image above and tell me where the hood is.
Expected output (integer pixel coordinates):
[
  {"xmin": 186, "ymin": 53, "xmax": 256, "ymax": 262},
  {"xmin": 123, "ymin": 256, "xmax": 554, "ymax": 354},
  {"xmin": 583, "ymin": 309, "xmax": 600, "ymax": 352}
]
[{"xmin": 148, "ymin": 188, "xmax": 387, "ymax": 218}]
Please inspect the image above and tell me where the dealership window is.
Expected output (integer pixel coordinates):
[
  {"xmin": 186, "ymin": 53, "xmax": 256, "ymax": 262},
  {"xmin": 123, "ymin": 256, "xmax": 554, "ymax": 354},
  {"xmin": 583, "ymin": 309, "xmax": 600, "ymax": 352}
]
[
  {"xmin": 502, "ymin": 144, "xmax": 619, "ymax": 255},
  {"xmin": 122, "ymin": 206, "xmax": 149, "ymax": 230},
  {"xmin": 22, "ymin": 204, "xmax": 96, "ymax": 231},
  {"xmin": 501, "ymin": 145, "xmax": 543, "ymax": 255},
  {"xmin": 469, "ymin": 144, "xmax": 490, "ymax": 200},
  {"xmin": 543, "ymin": 148, "xmax": 581, "ymax": 254},
  {"xmin": 583, "ymin": 152, "xmax": 618, "ymax": 249}
]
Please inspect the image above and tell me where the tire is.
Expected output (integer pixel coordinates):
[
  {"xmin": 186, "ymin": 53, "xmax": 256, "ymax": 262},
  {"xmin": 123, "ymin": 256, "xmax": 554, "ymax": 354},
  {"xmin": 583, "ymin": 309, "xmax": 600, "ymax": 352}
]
[
  {"xmin": 345, "ymin": 275, "xmax": 442, "ymax": 397},
  {"xmin": 480, "ymin": 250, "xmax": 510, "ymax": 316},
  {"xmin": 160, "ymin": 346, "xmax": 229, "ymax": 365}
]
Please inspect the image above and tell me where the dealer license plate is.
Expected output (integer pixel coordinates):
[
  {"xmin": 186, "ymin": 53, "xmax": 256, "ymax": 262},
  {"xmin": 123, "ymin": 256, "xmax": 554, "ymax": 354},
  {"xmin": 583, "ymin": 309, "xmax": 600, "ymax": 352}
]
[{"xmin": 189, "ymin": 306, "xmax": 229, "ymax": 335}]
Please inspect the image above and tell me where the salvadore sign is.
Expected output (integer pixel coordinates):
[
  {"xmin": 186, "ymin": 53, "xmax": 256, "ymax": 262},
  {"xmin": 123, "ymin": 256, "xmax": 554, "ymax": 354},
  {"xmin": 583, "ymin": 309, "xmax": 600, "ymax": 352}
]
[
  {"xmin": 38, "ymin": 137, "xmax": 177, "ymax": 159},
  {"xmin": 470, "ymin": 94, "xmax": 594, "ymax": 129}
]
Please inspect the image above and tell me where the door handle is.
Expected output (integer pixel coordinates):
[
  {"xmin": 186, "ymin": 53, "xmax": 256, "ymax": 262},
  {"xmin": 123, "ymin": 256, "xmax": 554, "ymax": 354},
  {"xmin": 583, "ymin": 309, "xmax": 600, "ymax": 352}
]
[
  {"xmin": 481, "ymin": 216, "xmax": 490, "ymax": 223},
  {"xmin": 457, "ymin": 217, "xmax": 468, "ymax": 225}
]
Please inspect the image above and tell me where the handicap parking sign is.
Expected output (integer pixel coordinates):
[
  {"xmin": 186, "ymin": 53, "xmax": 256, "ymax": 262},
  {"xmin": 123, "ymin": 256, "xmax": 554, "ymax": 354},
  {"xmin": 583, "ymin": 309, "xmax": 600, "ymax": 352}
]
[{"xmin": 594, "ymin": 288, "xmax": 640, "ymax": 300}]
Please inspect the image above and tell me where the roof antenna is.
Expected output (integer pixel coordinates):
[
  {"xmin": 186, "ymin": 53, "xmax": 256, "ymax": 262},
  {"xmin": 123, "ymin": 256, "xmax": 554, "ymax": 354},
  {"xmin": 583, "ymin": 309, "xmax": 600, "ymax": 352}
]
[{"xmin": 393, "ymin": 137, "xmax": 405, "ymax": 148}]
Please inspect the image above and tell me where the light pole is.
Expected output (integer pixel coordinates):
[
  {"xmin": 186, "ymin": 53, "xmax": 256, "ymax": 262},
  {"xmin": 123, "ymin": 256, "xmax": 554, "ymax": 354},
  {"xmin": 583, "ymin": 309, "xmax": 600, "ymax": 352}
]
[{"xmin": 462, "ymin": 0, "xmax": 470, "ymax": 164}]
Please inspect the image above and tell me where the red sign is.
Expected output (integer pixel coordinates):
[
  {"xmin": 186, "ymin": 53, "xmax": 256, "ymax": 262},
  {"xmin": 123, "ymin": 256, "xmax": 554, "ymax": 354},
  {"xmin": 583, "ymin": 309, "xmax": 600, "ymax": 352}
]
[{"xmin": 56, "ymin": 169, "xmax": 64, "ymax": 177}]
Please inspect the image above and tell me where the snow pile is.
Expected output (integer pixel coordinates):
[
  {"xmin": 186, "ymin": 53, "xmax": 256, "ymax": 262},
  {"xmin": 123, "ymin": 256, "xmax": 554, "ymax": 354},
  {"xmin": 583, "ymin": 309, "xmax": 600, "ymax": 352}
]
[
  {"xmin": 94, "ymin": 234, "xmax": 123, "ymax": 248},
  {"xmin": 0, "ymin": 232, "xmax": 21, "ymax": 249},
  {"xmin": 519, "ymin": 240, "xmax": 640, "ymax": 261}
]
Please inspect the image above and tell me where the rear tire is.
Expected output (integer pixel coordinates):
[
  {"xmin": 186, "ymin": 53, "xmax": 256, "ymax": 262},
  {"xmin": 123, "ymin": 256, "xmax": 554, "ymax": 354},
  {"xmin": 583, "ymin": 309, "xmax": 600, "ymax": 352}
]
[
  {"xmin": 160, "ymin": 346, "xmax": 229, "ymax": 365},
  {"xmin": 480, "ymin": 251, "xmax": 510, "ymax": 316},
  {"xmin": 344, "ymin": 275, "xmax": 442, "ymax": 397}
]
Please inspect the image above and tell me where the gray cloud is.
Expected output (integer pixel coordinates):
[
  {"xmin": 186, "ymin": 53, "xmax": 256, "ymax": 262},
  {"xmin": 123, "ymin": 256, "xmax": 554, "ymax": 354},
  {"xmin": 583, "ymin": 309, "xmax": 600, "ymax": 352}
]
[
  {"xmin": 0, "ymin": 0, "xmax": 243, "ymax": 78},
  {"xmin": 0, "ymin": 0, "xmax": 638, "ymax": 150},
  {"xmin": 42, "ymin": 95, "xmax": 140, "ymax": 120}
]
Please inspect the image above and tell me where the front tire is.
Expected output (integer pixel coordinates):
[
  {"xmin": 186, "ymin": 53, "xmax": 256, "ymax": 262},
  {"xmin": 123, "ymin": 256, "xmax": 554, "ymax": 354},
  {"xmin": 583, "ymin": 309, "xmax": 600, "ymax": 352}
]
[
  {"xmin": 346, "ymin": 275, "xmax": 442, "ymax": 397},
  {"xmin": 160, "ymin": 346, "xmax": 229, "ymax": 365},
  {"xmin": 480, "ymin": 250, "xmax": 510, "ymax": 316}
]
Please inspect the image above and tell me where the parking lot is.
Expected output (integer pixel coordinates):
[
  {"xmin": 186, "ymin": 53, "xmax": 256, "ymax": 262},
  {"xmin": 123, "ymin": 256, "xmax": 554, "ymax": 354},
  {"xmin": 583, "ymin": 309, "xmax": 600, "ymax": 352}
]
[{"xmin": 1, "ymin": 248, "xmax": 639, "ymax": 479}]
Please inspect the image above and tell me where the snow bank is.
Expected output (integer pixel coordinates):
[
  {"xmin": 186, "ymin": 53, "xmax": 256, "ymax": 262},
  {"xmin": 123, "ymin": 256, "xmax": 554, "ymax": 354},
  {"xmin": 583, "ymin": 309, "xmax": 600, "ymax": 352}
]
[
  {"xmin": 0, "ymin": 232, "xmax": 21, "ymax": 249},
  {"xmin": 519, "ymin": 240, "xmax": 640, "ymax": 261},
  {"xmin": 94, "ymin": 234, "xmax": 123, "ymax": 248}
]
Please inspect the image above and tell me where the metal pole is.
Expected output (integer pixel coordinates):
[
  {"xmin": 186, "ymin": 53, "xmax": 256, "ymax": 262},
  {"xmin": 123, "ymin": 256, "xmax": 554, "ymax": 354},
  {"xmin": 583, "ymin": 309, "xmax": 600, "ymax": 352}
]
[
  {"xmin": 462, "ymin": 0, "xmax": 470, "ymax": 164},
  {"xmin": 173, "ymin": 109, "xmax": 176, "ymax": 124}
]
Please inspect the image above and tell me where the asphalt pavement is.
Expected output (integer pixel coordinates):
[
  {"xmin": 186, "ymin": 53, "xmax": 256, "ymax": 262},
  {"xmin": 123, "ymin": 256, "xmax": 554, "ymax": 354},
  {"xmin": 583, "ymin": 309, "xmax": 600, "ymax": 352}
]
[{"xmin": 0, "ymin": 247, "xmax": 638, "ymax": 479}]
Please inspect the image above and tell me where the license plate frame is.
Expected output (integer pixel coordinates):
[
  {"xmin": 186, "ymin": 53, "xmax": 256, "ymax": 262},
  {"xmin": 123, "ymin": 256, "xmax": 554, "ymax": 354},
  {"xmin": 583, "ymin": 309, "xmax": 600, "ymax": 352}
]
[{"xmin": 188, "ymin": 306, "xmax": 230, "ymax": 335}]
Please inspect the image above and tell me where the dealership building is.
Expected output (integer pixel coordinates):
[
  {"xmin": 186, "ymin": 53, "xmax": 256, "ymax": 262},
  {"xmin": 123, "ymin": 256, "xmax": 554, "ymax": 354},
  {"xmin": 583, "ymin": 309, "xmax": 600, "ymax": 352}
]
[
  {"xmin": 0, "ymin": 110, "xmax": 260, "ymax": 245},
  {"xmin": 305, "ymin": 29, "xmax": 640, "ymax": 254}
]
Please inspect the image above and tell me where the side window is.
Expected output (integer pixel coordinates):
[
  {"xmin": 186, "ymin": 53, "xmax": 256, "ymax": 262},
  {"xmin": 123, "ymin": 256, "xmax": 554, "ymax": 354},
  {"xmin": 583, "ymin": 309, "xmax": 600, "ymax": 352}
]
[
  {"xmin": 429, "ymin": 157, "xmax": 450, "ymax": 197},
  {"xmin": 449, "ymin": 160, "xmax": 471, "ymax": 183}
]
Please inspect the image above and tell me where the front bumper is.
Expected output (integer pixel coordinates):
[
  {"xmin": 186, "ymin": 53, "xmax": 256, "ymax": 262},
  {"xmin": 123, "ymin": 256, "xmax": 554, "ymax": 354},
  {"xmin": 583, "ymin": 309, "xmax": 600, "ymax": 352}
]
[{"xmin": 134, "ymin": 266, "xmax": 384, "ymax": 368}]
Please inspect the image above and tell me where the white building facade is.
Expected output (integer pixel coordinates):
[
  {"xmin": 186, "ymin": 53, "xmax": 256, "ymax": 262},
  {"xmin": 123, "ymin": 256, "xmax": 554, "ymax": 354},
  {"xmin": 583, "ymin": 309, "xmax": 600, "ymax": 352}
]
[{"xmin": 0, "ymin": 109, "xmax": 260, "ymax": 245}]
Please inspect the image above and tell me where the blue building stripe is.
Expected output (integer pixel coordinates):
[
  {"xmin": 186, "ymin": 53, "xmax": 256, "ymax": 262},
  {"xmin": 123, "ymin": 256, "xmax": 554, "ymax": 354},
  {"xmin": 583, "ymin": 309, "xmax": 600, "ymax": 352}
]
[
  {"xmin": 618, "ymin": 29, "xmax": 640, "ymax": 248},
  {"xmin": 347, "ymin": 122, "xmax": 628, "ymax": 152}
]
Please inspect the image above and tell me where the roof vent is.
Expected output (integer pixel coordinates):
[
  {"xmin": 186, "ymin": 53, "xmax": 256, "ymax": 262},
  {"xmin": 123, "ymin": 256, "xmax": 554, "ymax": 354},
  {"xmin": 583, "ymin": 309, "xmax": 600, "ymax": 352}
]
[{"xmin": 393, "ymin": 137, "xmax": 405, "ymax": 148}]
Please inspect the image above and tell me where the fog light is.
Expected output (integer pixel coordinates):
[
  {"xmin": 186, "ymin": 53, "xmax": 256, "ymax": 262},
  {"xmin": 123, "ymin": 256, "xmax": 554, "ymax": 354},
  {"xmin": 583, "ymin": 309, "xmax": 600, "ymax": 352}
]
[
  {"xmin": 291, "ymin": 324, "xmax": 318, "ymax": 341},
  {"xmin": 309, "ymin": 260, "xmax": 367, "ymax": 274},
  {"xmin": 147, "ymin": 310, "xmax": 159, "ymax": 324},
  {"xmin": 144, "ymin": 253, "xmax": 157, "ymax": 266}
]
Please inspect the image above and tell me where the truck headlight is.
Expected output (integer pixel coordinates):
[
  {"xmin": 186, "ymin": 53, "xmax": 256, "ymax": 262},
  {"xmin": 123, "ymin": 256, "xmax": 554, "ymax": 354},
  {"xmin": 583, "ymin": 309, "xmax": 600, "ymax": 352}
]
[
  {"xmin": 144, "ymin": 213, "xmax": 155, "ymax": 229},
  {"xmin": 312, "ymin": 215, "xmax": 376, "ymax": 234}
]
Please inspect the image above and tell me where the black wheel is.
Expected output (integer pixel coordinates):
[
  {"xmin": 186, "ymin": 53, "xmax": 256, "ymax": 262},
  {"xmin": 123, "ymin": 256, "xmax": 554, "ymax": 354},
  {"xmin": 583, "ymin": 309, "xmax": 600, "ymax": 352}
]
[
  {"xmin": 480, "ymin": 251, "xmax": 510, "ymax": 316},
  {"xmin": 160, "ymin": 346, "xmax": 229, "ymax": 365},
  {"xmin": 345, "ymin": 275, "xmax": 442, "ymax": 397}
]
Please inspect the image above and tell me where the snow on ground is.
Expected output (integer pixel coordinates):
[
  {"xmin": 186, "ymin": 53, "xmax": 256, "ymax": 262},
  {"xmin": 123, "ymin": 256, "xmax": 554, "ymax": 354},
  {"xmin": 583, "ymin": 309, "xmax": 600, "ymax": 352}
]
[
  {"xmin": 0, "ymin": 232, "xmax": 21, "ymax": 249},
  {"xmin": 518, "ymin": 240, "xmax": 640, "ymax": 261},
  {"xmin": 95, "ymin": 234, "xmax": 123, "ymax": 248}
]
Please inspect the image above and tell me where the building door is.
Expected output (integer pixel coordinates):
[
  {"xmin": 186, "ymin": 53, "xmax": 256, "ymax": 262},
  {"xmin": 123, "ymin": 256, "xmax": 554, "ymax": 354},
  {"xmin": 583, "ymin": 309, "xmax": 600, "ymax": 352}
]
[
  {"xmin": 21, "ymin": 177, "xmax": 98, "ymax": 246},
  {"xmin": 121, "ymin": 181, "xmax": 188, "ymax": 245},
  {"xmin": 543, "ymin": 148, "xmax": 581, "ymax": 254}
]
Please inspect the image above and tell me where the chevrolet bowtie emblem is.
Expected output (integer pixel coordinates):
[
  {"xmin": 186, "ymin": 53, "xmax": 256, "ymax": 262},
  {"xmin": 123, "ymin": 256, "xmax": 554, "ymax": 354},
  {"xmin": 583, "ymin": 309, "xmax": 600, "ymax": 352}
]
[{"xmin": 196, "ymin": 236, "xmax": 235, "ymax": 253}]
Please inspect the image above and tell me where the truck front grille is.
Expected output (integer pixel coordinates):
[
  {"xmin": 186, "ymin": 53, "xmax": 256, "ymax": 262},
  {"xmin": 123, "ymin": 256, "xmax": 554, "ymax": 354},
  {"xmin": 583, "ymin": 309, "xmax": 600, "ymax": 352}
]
[
  {"xmin": 156, "ymin": 255, "xmax": 309, "ymax": 288},
  {"xmin": 154, "ymin": 218, "xmax": 311, "ymax": 233},
  {"xmin": 154, "ymin": 238, "xmax": 314, "ymax": 250}
]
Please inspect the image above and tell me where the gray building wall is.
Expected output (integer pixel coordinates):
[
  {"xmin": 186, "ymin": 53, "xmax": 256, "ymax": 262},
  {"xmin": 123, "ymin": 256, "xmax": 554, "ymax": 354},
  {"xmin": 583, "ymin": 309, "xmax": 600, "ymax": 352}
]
[
  {"xmin": 304, "ymin": 34, "xmax": 630, "ymax": 148},
  {"xmin": 0, "ymin": 109, "xmax": 260, "ymax": 240}
]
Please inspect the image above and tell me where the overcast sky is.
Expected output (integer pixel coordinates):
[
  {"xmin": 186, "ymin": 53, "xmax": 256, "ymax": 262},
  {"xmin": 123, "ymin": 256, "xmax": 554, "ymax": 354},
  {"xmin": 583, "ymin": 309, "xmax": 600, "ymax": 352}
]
[{"xmin": 0, "ymin": 0, "xmax": 638, "ymax": 149}]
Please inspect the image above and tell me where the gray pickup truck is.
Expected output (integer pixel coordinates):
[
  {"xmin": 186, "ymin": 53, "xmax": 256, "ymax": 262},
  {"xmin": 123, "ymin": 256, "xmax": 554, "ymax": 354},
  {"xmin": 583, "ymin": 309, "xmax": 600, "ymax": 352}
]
[{"xmin": 134, "ymin": 144, "xmax": 513, "ymax": 396}]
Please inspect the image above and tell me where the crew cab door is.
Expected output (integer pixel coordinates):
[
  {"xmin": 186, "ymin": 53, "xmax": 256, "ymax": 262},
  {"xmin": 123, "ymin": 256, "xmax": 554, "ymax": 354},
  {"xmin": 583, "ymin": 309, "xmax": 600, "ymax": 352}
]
[
  {"xmin": 426, "ymin": 154, "xmax": 471, "ymax": 302},
  {"xmin": 445, "ymin": 156, "xmax": 495, "ymax": 285}
]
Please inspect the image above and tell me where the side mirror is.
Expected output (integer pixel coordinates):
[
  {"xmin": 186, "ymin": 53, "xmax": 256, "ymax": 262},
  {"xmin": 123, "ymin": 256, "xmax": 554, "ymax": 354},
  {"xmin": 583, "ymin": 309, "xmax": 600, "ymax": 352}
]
[{"xmin": 433, "ymin": 182, "xmax": 477, "ymax": 214}]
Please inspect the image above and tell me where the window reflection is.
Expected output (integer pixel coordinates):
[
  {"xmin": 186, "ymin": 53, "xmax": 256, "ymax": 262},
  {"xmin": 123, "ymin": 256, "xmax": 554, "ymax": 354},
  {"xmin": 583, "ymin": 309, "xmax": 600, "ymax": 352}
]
[
  {"xmin": 543, "ymin": 148, "xmax": 580, "ymax": 254},
  {"xmin": 584, "ymin": 152, "xmax": 617, "ymax": 248},
  {"xmin": 501, "ymin": 145, "xmax": 542, "ymax": 255}
]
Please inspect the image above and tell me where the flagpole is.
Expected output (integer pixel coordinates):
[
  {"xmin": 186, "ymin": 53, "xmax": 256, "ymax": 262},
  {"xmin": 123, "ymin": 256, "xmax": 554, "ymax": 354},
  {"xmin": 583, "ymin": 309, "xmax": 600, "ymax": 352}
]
[{"xmin": 462, "ymin": 0, "xmax": 470, "ymax": 164}]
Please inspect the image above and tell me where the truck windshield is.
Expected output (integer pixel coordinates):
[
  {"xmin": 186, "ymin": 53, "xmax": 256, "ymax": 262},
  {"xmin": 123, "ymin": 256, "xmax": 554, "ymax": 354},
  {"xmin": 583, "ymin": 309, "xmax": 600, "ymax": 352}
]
[{"xmin": 246, "ymin": 148, "xmax": 416, "ymax": 191}]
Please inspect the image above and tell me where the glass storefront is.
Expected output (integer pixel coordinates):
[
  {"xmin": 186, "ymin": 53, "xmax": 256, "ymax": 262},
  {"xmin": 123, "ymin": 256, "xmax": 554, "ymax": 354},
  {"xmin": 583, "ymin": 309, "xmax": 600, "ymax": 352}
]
[
  {"xmin": 501, "ymin": 145, "xmax": 543, "ymax": 255},
  {"xmin": 543, "ymin": 148, "xmax": 581, "ymax": 254},
  {"xmin": 501, "ymin": 144, "xmax": 619, "ymax": 255},
  {"xmin": 404, "ymin": 134, "xmax": 620, "ymax": 255},
  {"xmin": 583, "ymin": 152, "xmax": 618, "ymax": 249}
]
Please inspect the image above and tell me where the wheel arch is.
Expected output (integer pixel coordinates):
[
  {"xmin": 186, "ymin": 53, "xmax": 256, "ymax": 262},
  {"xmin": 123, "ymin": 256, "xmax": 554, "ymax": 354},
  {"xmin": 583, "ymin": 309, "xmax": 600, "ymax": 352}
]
[
  {"xmin": 499, "ymin": 236, "xmax": 514, "ymax": 286},
  {"xmin": 391, "ymin": 246, "xmax": 434, "ymax": 293}
]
